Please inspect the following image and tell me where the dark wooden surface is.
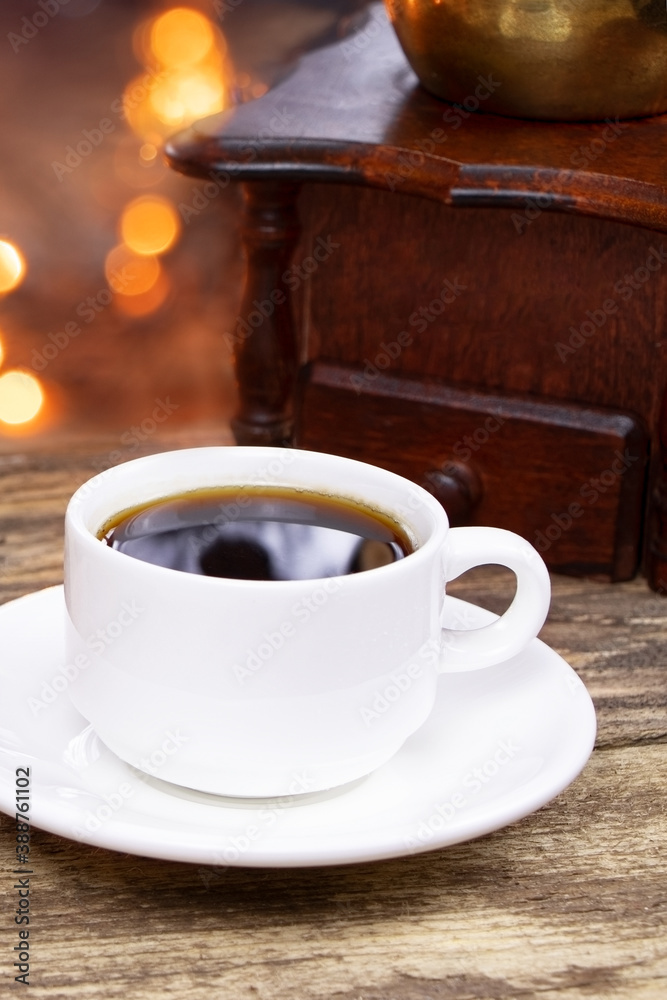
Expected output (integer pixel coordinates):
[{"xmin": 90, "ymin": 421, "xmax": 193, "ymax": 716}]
[
  {"xmin": 296, "ymin": 361, "xmax": 649, "ymax": 579},
  {"xmin": 0, "ymin": 436, "xmax": 666, "ymax": 998},
  {"xmin": 288, "ymin": 185, "xmax": 667, "ymax": 583},
  {"xmin": 167, "ymin": 3, "xmax": 667, "ymax": 230}
]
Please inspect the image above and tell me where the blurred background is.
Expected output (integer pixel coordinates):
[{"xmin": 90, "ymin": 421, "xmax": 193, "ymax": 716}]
[{"xmin": 0, "ymin": 0, "xmax": 368, "ymax": 446}]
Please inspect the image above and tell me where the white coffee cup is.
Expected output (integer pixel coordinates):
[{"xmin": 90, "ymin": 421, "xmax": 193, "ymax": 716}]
[{"xmin": 64, "ymin": 447, "xmax": 551, "ymax": 797}]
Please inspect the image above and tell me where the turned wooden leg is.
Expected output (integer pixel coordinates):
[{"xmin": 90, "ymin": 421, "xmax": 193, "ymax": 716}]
[{"xmin": 230, "ymin": 181, "xmax": 301, "ymax": 446}]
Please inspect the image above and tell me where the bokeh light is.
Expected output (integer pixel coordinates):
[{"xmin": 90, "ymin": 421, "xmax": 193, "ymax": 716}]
[
  {"xmin": 123, "ymin": 7, "xmax": 230, "ymax": 141},
  {"xmin": 114, "ymin": 272, "xmax": 171, "ymax": 317},
  {"xmin": 150, "ymin": 7, "xmax": 215, "ymax": 68},
  {"xmin": 132, "ymin": 16, "xmax": 154, "ymax": 66},
  {"xmin": 0, "ymin": 335, "xmax": 4, "ymax": 369},
  {"xmin": 112, "ymin": 135, "xmax": 167, "ymax": 190},
  {"xmin": 148, "ymin": 65, "xmax": 226, "ymax": 127},
  {"xmin": 140, "ymin": 142, "xmax": 158, "ymax": 162},
  {"xmin": 105, "ymin": 244, "xmax": 161, "ymax": 295},
  {"xmin": 120, "ymin": 195, "xmax": 181, "ymax": 256},
  {"xmin": 0, "ymin": 241, "xmax": 26, "ymax": 294},
  {"xmin": 0, "ymin": 370, "xmax": 44, "ymax": 425}
]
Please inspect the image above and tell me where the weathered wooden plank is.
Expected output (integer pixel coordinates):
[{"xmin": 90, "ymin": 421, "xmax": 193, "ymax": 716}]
[{"xmin": 0, "ymin": 747, "xmax": 664, "ymax": 1000}]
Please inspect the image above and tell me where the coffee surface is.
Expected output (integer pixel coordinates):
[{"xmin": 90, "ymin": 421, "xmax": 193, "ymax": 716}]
[{"xmin": 99, "ymin": 486, "xmax": 412, "ymax": 580}]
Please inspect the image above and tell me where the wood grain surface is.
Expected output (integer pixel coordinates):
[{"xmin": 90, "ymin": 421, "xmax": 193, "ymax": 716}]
[
  {"xmin": 167, "ymin": 3, "xmax": 667, "ymax": 232},
  {"xmin": 296, "ymin": 361, "xmax": 649, "ymax": 581},
  {"xmin": 1, "ymin": 437, "xmax": 666, "ymax": 999}
]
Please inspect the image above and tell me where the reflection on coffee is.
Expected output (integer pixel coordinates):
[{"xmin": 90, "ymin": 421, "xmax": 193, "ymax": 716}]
[{"xmin": 98, "ymin": 486, "xmax": 413, "ymax": 581}]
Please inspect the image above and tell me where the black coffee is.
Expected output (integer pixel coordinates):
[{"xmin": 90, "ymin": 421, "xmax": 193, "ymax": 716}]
[{"xmin": 98, "ymin": 486, "xmax": 413, "ymax": 581}]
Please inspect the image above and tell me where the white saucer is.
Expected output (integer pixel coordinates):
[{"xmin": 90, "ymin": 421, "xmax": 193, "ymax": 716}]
[{"xmin": 0, "ymin": 587, "xmax": 596, "ymax": 868}]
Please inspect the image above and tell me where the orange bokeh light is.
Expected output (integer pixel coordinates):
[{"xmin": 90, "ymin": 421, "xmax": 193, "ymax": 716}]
[
  {"xmin": 140, "ymin": 142, "xmax": 158, "ymax": 162},
  {"xmin": 150, "ymin": 7, "xmax": 216, "ymax": 68},
  {"xmin": 0, "ymin": 240, "xmax": 26, "ymax": 294},
  {"xmin": 123, "ymin": 8, "xmax": 231, "ymax": 141},
  {"xmin": 132, "ymin": 16, "xmax": 154, "ymax": 67},
  {"xmin": 114, "ymin": 271, "xmax": 171, "ymax": 317},
  {"xmin": 123, "ymin": 66, "xmax": 228, "ymax": 139},
  {"xmin": 0, "ymin": 370, "xmax": 44, "ymax": 425},
  {"xmin": 112, "ymin": 135, "xmax": 167, "ymax": 190},
  {"xmin": 120, "ymin": 195, "xmax": 181, "ymax": 256},
  {"xmin": 105, "ymin": 244, "xmax": 161, "ymax": 296},
  {"xmin": 148, "ymin": 64, "xmax": 226, "ymax": 127}
]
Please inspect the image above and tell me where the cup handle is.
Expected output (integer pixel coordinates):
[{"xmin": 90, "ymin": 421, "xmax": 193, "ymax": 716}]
[{"xmin": 437, "ymin": 526, "xmax": 551, "ymax": 672}]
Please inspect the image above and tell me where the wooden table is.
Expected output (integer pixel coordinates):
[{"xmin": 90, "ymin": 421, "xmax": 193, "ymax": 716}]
[{"xmin": 1, "ymin": 435, "xmax": 666, "ymax": 998}]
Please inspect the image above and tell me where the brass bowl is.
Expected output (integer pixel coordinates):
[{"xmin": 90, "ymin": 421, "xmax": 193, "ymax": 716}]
[{"xmin": 383, "ymin": 0, "xmax": 667, "ymax": 120}]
